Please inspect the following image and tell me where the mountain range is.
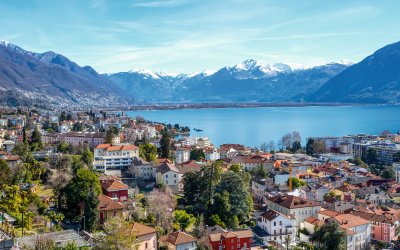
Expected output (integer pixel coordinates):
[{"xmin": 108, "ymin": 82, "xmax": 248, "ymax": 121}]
[{"xmin": 0, "ymin": 40, "xmax": 400, "ymax": 107}]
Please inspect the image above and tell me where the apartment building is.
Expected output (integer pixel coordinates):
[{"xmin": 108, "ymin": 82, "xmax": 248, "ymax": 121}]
[{"xmin": 93, "ymin": 143, "xmax": 139, "ymax": 173}]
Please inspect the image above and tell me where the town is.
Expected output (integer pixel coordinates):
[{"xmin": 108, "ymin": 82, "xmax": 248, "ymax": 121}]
[{"xmin": 0, "ymin": 107, "xmax": 400, "ymax": 250}]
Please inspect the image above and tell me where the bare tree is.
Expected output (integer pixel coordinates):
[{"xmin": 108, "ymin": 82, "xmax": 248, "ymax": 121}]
[
  {"xmin": 146, "ymin": 187, "xmax": 176, "ymax": 233},
  {"xmin": 260, "ymin": 142, "xmax": 267, "ymax": 152},
  {"xmin": 267, "ymin": 140, "xmax": 275, "ymax": 152}
]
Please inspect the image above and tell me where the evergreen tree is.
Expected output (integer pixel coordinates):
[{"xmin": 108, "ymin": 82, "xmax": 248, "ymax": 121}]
[
  {"xmin": 22, "ymin": 125, "xmax": 28, "ymax": 144},
  {"xmin": 105, "ymin": 127, "xmax": 114, "ymax": 144},
  {"xmin": 81, "ymin": 148, "xmax": 94, "ymax": 166},
  {"xmin": 160, "ymin": 130, "xmax": 171, "ymax": 158},
  {"xmin": 84, "ymin": 187, "xmax": 99, "ymax": 232},
  {"xmin": 0, "ymin": 159, "xmax": 12, "ymax": 187}
]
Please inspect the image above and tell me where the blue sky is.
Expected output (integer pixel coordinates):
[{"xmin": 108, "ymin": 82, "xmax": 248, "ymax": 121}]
[{"xmin": 1, "ymin": 0, "xmax": 399, "ymax": 73}]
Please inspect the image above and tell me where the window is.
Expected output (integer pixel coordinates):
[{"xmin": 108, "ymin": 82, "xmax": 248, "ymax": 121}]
[
  {"xmin": 166, "ymin": 174, "xmax": 168, "ymax": 178},
  {"xmin": 273, "ymin": 222, "xmax": 276, "ymax": 226},
  {"xmin": 145, "ymin": 242, "xmax": 148, "ymax": 249},
  {"xmin": 279, "ymin": 221, "xmax": 282, "ymax": 226}
]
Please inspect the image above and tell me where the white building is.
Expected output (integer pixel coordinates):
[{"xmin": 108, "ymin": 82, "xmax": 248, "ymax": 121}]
[
  {"xmin": 253, "ymin": 208, "xmax": 295, "ymax": 247},
  {"xmin": 175, "ymin": 147, "xmax": 191, "ymax": 164},
  {"xmin": 132, "ymin": 157, "xmax": 156, "ymax": 180},
  {"xmin": 394, "ymin": 163, "xmax": 400, "ymax": 183},
  {"xmin": 156, "ymin": 162, "xmax": 181, "ymax": 193},
  {"xmin": 93, "ymin": 143, "xmax": 139, "ymax": 173},
  {"xmin": 205, "ymin": 148, "xmax": 220, "ymax": 161},
  {"xmin": 266, "ymin": 195, "xmax": 321, "ymax": 228}
]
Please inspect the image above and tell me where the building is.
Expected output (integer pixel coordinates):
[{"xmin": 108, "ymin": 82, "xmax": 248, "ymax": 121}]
[
  {"xmin": 62, "ymin": 132, "xmax": 106, "ymax": 147},
  {"xmin": 394, "ymin": 163, "xmax": 400, "ymax": 183},
  {"xmin": 100, "ymin": 176, "xmax": 129, "ymax": 202},
  {"xmin": 205, "ymin": 148, "xmax": 220, "ymax": 161},
  {"xmin": 252, "ymin": 209, "xmax": 295, "ymax": 247},
  {"xmin": 175, "ymin": 147, "xmax": 191, "ymax": 164},
  {"xmin": 209, "ymin": 229, "xmax": 253, "ymax": 250},
  {"xmin": 131, "ymin": 222, "xmax": 157, "ymax": 250},
  {"xmin": 93, "ymin": 143, "xmax": 139, "ymax": 173},
  {"xmin": 16, "ymin": 230, "xmax": 90, "ymax": 249},
  {"xmin": 133, "ymin": 157, "xmax": 156, "ymax": 180},
  {"xmin": 98, "ymin": 194, "xmax": 125, "ymax": 224},
  {"xmin": 351, "ymin": 210, "xmax": 399, "ymax": 243},
  {"xmin": 265, "ymin": 195, "xmax": 321, "ymax": 228},
  {"xmin": 156, "ymin": 162, "xmax": 181, "ymax": 193},
  {"xmin": 320, "ymin": 213, "xmax": 371, "ymax": 250},
  {"xmin": 160, "ymin": 231, "xmax": 197, "ymax": 250}
]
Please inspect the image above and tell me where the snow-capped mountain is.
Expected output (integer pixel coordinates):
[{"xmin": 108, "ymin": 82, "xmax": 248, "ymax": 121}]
[{"xmin": 105, "ymin": 59, "xmax": 350, "ymax": 103}]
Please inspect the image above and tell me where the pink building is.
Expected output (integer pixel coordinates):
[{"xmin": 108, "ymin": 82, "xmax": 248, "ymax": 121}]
[{"xmin": 352, "ymin": 210, "xmax": 398, "ymax": 243}]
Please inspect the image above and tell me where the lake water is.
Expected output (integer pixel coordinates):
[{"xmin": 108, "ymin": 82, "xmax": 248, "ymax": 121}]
[{"xmin": 127, "ymin": 105, "xmax": 400, "ymax": 148}]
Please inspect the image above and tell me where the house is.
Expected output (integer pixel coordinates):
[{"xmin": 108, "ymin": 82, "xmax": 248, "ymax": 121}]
[
  {"xmin": 205, "ymin": 147, "xmax": 220, "ymax": 161},
  {"xmin": 93, "ymin": 143, "xmax": 139, "ymax": 173},
  {"xmin": 316, "ymin": 212, "xmax": 371, "ymax": 250},
  {"xmin": 175, "ymin": 147, "xmax": 191, "ymax": 164},
  {"xmin": 252, "ymin": 209, "xmax": 295, "ymax": 247},
  {"xmin": 351, "ymin": 208, "xmax": 399, "ymax": 243},
  {"xmin": 131, "ymin": 222, "xmax": 157, "ymax": 250},
  {"xmin": 160, "ymin": 231, "xmax": 197, "ymax": 250},
  {"xmin": 98, "ymin": 194, "xmax": 125, "ymax": 224},
  {"xmin": 333, "ymin": 214, "xmax": 371, "ymax": 250},
  {"xmin": 265, "ymin": 195, "xmax": 321, "ymax": 228},
  {"xmin": 208, "ymin": 228, "xmax": 253, "ymax": 250},
  {"xmin": 100, "ymin": 176, "xmax": 129, "ymax": 202},
  {"xmin": 133, "ymin": 157, "xmax": 156, "ymax": 180},
  {"xmin": 156, "ymin": 162, "xmax": 181, "ymax": 193},
  {"xmin": 305, "ymin": 183, "xmax": 329, "ymax": 202}
]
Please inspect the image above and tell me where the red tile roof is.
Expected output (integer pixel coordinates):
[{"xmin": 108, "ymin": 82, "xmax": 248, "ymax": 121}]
[{"xmin": 98, "ymin": 194, "xmax": 125, "ymax": 211}]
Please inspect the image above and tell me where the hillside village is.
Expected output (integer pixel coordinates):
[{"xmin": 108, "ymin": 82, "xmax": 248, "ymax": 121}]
[{"xmin": 0, "ymin": 107, "xmax": 400, "ymax": 250}]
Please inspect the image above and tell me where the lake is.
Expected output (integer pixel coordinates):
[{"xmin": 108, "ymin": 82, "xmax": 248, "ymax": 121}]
[{"xmin": 127, "ymin": 105, "xmax": 400, "ymax": 148}]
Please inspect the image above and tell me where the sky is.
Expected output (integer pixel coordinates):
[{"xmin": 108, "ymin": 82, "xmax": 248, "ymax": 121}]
[{"xmin": 0, "ymin": 0, "xmax": 400, "ymax": 73}]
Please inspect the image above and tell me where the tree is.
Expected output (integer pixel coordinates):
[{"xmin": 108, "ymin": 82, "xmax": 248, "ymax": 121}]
[
  {"xmin": 364, "ymin": 148, "xmax": 378, "ymax": 165},
  {"xmin": 213, "ymin": 171, "xmax": 252, "ymax": 225},
  {"xmin": 381, "ymin": 166, "xmax": 395, "ymax": 179},
  {"xmin": 306, "ymin": 138, "xmax": 315, "ymax": 155},
  {"xmin": 190, "ymin": 148, "xmax": 205, "ymax": 161},
  {"xmin": 160, "ymin": 131, "xmax": 171, "ymax": 159},
  {"xmin": 146, "ymin": 188, "xmax": 175, "ymax": 232},
  {"xmin": 139, "ymin": 143, "xmax": 157, "ymax": 162},
  {"xmin": 287, "ymin": 177, "xmax": 306, "ymax": 189},
  {"xmin": 81, "ymin": 148, "xmax": 94, "ymax": 166},
  {"xmin": 105, "ymin": 127, "xmax": 114, "ymax": 144},
  {"xmin": 249, "ymin": 165, "xmax": 268, "ymax": 178},
  {"xmin": 230, "ymin": 164, "xmax": 241, "ymax": 173},
  {"xmin": 173, "ymin": 210, "xmax": 196, "ymax": 231},
  {"xmin": 72, "ymin": 122, "xmax": 83, "ymax": 132},
  {"xmin": 0, "ymin": 159, "xmax": 12, "ymax": 187},
  {"xmin": 267, "ymin": 140, "xmax": 275, "ymax": 152},
  {"xmin": 46, "ymin": 155, "xmax": 73, "ymax": 209},
  {"xmin": 64, "ymin": 168, "xmax": 101, "ymax": 231},
  {"xmin": 30, "ymin": 127, "xmax": 43, "ymax": 151},
  {"xmin": 393, "ymin": 152, "xmax": 400, "ymax": 163},
  {"xmin": 291, "ymin": 141, "xmax": 301, "ymax": 153},
  {"xmin": 310, "ymin": 221, "xmax": 345, "ymax": 250},
  {"xmin": 193, "ymin": 215, "xmax": 206, "ymax": 239},
  {"xmin": 22, "ymin": 125, "xmax": 28, "ymax": 144},
  {"xmin": 97, "ymin": 216, "xmax": 139, "ymax": 250}
]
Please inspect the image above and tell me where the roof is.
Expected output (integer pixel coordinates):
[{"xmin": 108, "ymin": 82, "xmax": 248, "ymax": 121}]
[
  {"xmin": 156, "ymin": 162, "xmax": 180, "ymax": 174},
  {"xmin": 96, "ymin": 144, "xmax": 111, "ymax": 149},
  {"xmin": 17, "ymin": 230, "xmax": 89, "ymax": 248},
  {"xmin": 267, "ymin": 195, "xmax": 320, "ymax": 209},
  {"xmin": 131, "ymin": 222, "xmax": 156, "ymax": 236},
  {"xmin": 96, "ymin": 143, "xmax": 138, "ymax": 151},
  {"xmin": 209, "ymin": 229, "xmax": 253, "ymax": 242},
  {"xmin": 233, "ymin": 229, "xmax": 253, "ymax": 239},
  {"xmin": 98, "ymin": 194, "xmax": 125, "ymax": 211},
  {"xmin": 177, "ymin": 160, "xmax": 203, "ymax": 174},
  {"xmin": 101, "ymin": 179, "xmax": 128, "ymax": 192},
  {"xmin": 319, "ymin": 209, "xmax": 340, "ymax": 218},
  {"xmin": 333, "ymin": 214, "xmax": 370, "ymax": 229},
  {"xmin": 260, "ymin": 209, "xmax": 291, "ymax": 221},
  {"xmin": 304, "ymin": 217, "xmax": 324, "ymax": 227},
  {"xmin": 161, "ymin": 231, "xmax": 197, "ymax": 245}
]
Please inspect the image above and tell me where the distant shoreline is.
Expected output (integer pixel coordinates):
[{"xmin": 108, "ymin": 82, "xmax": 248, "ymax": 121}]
[{"xmin": 122, "ymin": 102, "xmax": 387, "ymax": 111}]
